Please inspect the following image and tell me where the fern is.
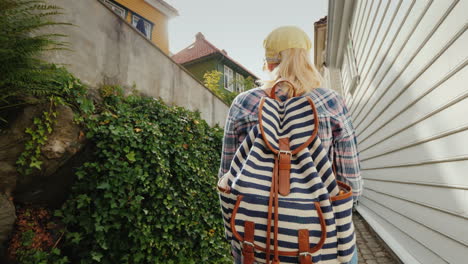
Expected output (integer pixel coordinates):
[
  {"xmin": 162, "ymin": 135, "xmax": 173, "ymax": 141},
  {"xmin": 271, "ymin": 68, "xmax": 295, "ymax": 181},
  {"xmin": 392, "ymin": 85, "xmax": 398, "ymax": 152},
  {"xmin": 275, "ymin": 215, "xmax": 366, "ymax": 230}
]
[{"xmin": 0, "ymin": 0, "xmax": 70, "ymax": 119}]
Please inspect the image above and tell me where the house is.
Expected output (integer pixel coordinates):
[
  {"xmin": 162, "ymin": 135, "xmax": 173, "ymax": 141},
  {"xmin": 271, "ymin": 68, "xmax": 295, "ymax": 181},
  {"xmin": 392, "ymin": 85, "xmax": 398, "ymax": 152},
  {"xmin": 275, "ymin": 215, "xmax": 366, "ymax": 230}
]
[
  {"xmin": 322, "ymin": 0, "xmax": 468, "ymax": 263},
  {"xmin": 99, "ymin": 0, "xmax": 178, "ymax": 54},
  {"xmin": 313, "ymin": 16, "xmax": 327, "ymax": 74},
  {"xmin": 172, "ymin": 32, "xmax": 259, "ymax": 94},
  {"xmin": 313, "ymin": 15, "xmax": 339, "ymax": 94}
]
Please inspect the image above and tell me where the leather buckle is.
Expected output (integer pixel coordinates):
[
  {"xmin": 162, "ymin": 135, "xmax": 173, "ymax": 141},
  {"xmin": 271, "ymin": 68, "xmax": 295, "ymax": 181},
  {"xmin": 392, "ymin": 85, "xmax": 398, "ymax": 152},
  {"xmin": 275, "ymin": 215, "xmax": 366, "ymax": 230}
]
[
  {"xmin": 299, "ymin": 251, "xmax": 313, "ymax": 264},
  {"xmin": 277, "ymin": 150, "xmax": 291, "ymax": 158},
  {"xmin": 242, "ymin": 241, "xmax": 254, "ymax": 254},
  {"xmin": 243, "ymin": 241, "xmax": 254, "ymax": 247},
  {"xmin": 299, "ymin": 252, "xmax": 312, "ymax": 257}
]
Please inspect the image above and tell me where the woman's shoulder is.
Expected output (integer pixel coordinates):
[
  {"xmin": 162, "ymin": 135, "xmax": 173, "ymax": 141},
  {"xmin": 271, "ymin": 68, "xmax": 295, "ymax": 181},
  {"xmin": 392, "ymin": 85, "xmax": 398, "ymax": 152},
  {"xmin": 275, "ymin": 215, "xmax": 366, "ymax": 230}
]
[
  {"xmin": 231, "ymin": 88, "xmax": 266, "ymax": 113},
  {"xmin": 229, "ymin": 87, "xmax": 349, "ymax": 118},
  {"xmin": 306, "ymin": 87, "xmax": 349, "ymax": 118}
]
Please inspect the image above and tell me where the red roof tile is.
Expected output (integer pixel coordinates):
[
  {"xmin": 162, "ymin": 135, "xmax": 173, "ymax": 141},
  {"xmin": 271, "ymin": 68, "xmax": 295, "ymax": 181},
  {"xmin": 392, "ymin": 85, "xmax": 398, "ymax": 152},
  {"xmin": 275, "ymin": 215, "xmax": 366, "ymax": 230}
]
[
  {"xmin": 172, "ymin": 33, "xmax": 218, "ymax": 64},
  {"xmin": 172, "ymin": 32, "xmax": 259, "ymax": 79}
]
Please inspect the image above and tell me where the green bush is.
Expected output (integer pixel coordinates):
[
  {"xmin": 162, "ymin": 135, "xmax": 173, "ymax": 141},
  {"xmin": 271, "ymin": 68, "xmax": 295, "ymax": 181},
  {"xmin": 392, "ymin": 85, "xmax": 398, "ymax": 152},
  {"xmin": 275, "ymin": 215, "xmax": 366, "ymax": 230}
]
[{"xmin": 57, "ymin": 88, "xmax": 231, "ymax": 263}]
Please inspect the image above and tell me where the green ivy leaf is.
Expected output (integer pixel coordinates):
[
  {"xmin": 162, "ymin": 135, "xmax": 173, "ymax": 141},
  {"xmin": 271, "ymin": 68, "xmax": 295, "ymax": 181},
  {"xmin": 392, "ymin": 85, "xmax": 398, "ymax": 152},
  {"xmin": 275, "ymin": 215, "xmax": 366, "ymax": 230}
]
[
  {"xmin": 91, "ymin": 251, "xmax": 103, "ymax": 262},
  {"xmin": 96, "ymin": 182, "xmax": 110, "ymax": 190},
  {"xmin": 126, "ymin": 151, "xmax": 136, "ymax": 162},
  {"xmin": 29, "ymin": 160, "xmax": 43, "ymax": 169}
]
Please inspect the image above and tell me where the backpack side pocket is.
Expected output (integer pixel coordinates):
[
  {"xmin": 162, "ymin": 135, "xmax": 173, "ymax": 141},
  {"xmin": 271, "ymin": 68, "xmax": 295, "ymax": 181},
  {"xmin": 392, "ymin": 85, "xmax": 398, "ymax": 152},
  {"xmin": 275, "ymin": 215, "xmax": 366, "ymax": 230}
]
[
  {"xmin": 331, "ymin": 181, "xmax": 356, "ymax": 263},
  {"xmin": 218, "ymin": 187, "xmax": 238, "ymax": 241}
]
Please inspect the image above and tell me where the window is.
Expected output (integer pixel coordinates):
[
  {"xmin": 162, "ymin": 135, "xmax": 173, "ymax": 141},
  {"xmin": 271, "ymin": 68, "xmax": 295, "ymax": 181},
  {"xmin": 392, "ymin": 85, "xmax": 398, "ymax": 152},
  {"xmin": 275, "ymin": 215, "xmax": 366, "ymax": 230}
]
[
  {"xmin": 132, "ymin": 15, "xmax": 153, "ymax": 39},
  {"xmin": 236, "ymin": 73, "xmax": 245, "ymax": 92},
  {"xmin": 101, "ymin": 0, "xmax": 127, "ymax": 19},
  {"xmin": 224, "ymin": 65, "xmax": 234, "ymax": 92}
]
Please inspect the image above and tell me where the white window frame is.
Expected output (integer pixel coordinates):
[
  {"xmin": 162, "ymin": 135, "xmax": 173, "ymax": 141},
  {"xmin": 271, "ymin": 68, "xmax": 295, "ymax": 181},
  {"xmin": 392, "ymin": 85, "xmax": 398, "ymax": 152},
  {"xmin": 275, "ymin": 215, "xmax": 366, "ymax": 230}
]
[
  {"xmin": 131, "ymin": 15, "xmax": 153, "ymax": 39},
  {"xmin": 102, "ymin": 0, "xmax": 127, "ymax": 19},
  {"xmin": 236, "ymin": 73, "xmax": 245, "ymax": 92},
  {"xmin": 224, "ymin": 65, "xmax": 234, "ymax": 92}
]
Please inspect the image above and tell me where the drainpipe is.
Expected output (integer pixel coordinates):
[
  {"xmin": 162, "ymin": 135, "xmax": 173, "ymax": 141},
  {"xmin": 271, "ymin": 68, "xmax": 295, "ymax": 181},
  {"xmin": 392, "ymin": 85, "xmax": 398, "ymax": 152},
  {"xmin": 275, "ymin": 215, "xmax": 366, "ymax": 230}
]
[
  {"xmin": 325, "ymin": 0, "xmax": 356, "ymax": 95},
  {"xmin": 326, "ymin": 0, "xmax": 356, "ymax": 68}
]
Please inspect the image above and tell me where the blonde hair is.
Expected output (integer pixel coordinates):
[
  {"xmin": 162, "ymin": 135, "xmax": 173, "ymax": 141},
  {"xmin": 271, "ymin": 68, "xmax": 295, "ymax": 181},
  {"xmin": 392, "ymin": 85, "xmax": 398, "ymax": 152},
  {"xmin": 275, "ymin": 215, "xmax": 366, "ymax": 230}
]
[{"xmin": 259, "ymin": 48, "xmax": 324, "ymax": 97}]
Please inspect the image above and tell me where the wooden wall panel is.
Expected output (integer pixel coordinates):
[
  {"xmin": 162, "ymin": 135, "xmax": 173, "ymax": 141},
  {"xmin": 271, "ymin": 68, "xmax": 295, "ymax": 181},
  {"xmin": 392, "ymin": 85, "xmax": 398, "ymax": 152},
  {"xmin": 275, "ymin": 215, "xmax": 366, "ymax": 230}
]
[{"xmin": 337, "ymin": 0, "xmax": 468, "ymax": 261}]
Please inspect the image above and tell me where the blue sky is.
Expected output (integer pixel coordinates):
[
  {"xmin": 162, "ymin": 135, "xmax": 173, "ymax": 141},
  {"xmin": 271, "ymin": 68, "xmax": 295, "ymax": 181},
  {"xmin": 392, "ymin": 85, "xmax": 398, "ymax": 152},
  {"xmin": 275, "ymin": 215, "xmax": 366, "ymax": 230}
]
[{"xmin": 164, "ymin": 0, "xmax": 328, "ymax": 80}]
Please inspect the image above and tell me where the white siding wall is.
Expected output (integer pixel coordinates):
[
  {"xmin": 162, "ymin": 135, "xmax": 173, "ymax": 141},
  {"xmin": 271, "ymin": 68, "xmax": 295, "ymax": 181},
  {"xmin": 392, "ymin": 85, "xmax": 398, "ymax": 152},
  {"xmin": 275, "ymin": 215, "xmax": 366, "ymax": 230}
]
[{"xmin": 341, "ymin": 0, "xmax": 468, "ymax": 262}]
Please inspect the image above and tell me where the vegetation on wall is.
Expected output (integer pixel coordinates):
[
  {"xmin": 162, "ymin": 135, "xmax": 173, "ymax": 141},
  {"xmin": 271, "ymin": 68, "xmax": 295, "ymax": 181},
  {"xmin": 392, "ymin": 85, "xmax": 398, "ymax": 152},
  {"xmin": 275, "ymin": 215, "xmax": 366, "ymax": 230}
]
[
  {"xmin": 15, "ymin": 68, "xmax": 93, "ymax": 176},
  {"xmin": 9, "ymin": 75, "xmax": 232, "ymax": 264},
  {"xmin": 9, "ymin": 80, "xmax": 232, "ymax": 264},
  {"xmin": 3, "ymin": 0, "xmax": 232, "ymax": 262},
  {"xmin": 55, "ymin": 86, "xmax": 231, "ymax": 263},
  {"xmin": 15, "ymin": 99, "xmax": 58, "ymax": 175}
]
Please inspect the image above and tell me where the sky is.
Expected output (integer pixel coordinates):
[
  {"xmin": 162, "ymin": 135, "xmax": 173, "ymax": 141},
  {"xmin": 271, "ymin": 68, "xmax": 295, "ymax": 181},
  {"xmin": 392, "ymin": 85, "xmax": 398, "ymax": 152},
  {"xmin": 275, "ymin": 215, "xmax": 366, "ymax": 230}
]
[{"xmin": 164, "ymin": 0, "xmax": 328, "ymax": 80}]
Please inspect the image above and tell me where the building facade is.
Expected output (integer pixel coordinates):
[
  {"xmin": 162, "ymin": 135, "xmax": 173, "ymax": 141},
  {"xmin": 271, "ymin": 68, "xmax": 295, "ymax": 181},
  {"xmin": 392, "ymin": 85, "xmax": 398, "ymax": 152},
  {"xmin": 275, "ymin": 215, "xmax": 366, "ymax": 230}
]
[
  {"xmin": 313, "ymin": 16, "xmax": 328, "ymax": 75},
  {"xmin": 324, "ymin": 0, "xmax": 468, "ymax": 263},
  {"xmin": 172, "ymin": 33, "xmax": 258, "ymax": 94},
  {"xmin": 100, "ymin": 0, "xmax": 178, "ymax": 54}
]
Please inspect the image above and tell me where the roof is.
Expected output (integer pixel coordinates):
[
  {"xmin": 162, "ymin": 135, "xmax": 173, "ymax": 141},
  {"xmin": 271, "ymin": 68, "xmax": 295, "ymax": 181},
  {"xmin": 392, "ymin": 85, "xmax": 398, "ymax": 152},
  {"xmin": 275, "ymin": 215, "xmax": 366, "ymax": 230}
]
[
  {"xmin": 314, "ymin": 16, "xmax": 327, "ymax": 26},
  {"xmin": 172, "ymin": 32, "xmax": 259, "ymax": 79},
  {"xmin": 144, "ymin": 0, "xmax": 179, "ymax": 18}
]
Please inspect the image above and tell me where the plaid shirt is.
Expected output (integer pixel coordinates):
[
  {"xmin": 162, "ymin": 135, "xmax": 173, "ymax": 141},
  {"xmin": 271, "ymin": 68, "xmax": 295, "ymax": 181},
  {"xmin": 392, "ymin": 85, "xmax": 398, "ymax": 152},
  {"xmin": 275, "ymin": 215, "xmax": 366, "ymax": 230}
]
[{"xmin": 218, "ymin": 87, "xmax": 362, "ymax": 200}]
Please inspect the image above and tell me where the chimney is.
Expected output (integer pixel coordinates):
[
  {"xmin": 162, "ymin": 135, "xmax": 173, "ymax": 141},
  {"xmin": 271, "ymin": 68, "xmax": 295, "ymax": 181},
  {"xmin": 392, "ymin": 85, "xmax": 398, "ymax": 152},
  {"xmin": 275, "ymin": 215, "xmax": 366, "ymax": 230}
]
[{"xmin": 195, "ymin": 32, "xmax": 205, "ymax": 41}]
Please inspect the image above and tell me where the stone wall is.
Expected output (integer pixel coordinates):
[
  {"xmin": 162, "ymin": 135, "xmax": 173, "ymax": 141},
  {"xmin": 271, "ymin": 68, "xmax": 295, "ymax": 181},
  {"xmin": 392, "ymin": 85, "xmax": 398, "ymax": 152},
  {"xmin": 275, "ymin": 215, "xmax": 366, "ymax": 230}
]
[{"xmin": 44, "ymin": 0, "xmax": 229, "ymax": 126}]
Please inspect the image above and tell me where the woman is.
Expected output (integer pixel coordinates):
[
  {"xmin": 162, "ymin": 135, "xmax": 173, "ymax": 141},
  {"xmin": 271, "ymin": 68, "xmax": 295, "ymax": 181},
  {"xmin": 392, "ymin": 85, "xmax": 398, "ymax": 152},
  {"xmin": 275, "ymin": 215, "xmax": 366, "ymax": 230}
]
[{"xmin": 218, "ymin": 26, "xmax": 362, "ymax": 264}]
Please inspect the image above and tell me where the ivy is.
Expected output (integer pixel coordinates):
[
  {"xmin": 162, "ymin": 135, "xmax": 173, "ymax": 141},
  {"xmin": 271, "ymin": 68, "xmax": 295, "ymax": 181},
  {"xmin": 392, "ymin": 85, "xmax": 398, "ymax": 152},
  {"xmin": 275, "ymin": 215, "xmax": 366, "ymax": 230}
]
[
  {"xmin": 5, "ymin": 0, "xmax": 232, "ymax": 262},
  {"xmin": 16, "ymin": 96, "xmax": 58, "ymax": 175},
  {"xmin": 56, "ymin": 87, "xmax": 231, "ymax": 263},
  {"xmin": 15, "ymin": 67, "xmax": 93, "ymax": 176}
]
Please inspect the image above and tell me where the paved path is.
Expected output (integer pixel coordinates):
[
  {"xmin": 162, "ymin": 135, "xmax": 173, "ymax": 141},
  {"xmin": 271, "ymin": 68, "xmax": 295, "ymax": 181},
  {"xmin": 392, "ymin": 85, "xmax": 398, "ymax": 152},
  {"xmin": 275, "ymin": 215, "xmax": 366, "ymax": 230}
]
[{"xmin": 353, "ymin": 212, "xmax": 400, "ymax": 264}]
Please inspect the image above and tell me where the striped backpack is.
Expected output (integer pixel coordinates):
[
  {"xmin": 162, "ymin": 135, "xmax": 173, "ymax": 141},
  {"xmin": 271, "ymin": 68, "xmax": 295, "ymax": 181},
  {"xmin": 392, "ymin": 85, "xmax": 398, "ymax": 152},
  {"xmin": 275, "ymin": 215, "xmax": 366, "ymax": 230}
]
[{"xmin": 217, "ymin": 80, "xmax": 356, "ymax": 264}]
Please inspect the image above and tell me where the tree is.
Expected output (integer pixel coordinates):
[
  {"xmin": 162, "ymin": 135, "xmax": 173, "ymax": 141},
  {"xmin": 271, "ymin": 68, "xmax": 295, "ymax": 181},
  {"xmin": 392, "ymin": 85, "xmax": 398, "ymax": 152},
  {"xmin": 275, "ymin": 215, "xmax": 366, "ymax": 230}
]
[
  {"xmin": 203, "ymin": 70, "xmax": 235, "ymax": 105},
  {"xmin": 203, "ymin": 70, "xmax": 223, "ymax": 91},
  {"xmin": 243, "ymin": 76, "xmax": 256, "ymax": 91},
  {"xmin": 203, "ymin": 70, "xmax": 258, "ymax": 105}
]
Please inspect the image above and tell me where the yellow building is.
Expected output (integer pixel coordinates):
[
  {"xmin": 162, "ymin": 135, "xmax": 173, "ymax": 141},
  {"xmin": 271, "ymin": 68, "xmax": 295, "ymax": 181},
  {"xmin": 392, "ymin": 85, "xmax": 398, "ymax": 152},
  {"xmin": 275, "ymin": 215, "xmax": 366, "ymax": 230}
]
[{"xmin": 100, "ymin": 0, "xmax": 178, "ymax": 54}]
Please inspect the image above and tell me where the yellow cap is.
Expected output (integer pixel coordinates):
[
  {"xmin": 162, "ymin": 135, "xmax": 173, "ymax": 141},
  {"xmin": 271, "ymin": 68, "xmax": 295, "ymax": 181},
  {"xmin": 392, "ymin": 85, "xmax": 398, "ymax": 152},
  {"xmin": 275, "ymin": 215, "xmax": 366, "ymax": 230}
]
[{"xmin": 263, "ymin": 26, "xmax": 312, "ymax": 63}]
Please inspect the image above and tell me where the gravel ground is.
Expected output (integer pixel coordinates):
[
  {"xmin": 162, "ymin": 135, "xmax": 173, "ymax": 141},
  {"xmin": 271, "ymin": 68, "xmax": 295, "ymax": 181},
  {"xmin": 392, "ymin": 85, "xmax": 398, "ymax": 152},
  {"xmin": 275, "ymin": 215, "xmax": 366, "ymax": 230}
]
[{"xmin": 353, "ymin": 212, "xmax": 401, "ymax": 264}]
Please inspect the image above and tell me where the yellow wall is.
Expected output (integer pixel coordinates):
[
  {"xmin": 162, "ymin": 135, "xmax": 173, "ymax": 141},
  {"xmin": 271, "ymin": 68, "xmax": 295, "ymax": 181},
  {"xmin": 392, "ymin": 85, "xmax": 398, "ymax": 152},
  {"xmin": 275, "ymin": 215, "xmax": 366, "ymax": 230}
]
[{"xmin": 114, "ymin": 0, "xmax": 169, "ymax": 54}]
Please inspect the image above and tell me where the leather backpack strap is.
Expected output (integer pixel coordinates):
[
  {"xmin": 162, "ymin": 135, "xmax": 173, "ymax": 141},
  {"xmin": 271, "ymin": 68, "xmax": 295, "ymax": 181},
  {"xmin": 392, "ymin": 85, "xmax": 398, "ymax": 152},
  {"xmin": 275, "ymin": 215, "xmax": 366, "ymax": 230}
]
[
  {"xmin": 298, "ymin": 229, "xmax": 313, "ymax": 264},
  {"xmin": 268, "ymin": 78, "xmax": 297, "ymax": 100},
  {"xmin": 278, "ymin": 138, "xmax": 291, "ymax": 196},
  {"xmin": 242, "ymin": 221, "xmax": 255, "ymax": 264}
]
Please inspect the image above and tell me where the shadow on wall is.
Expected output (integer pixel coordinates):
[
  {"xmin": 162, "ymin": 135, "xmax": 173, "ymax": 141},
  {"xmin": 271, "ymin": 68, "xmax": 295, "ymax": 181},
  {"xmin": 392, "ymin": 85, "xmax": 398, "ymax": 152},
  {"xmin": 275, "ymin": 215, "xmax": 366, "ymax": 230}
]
[
  {"xmin": 351, "ymin": 35, "xmax": 467, "ymax": 263},
  {"xmin": 41, "ymin": 0, "xmax": 229, "ymax": 126}
]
